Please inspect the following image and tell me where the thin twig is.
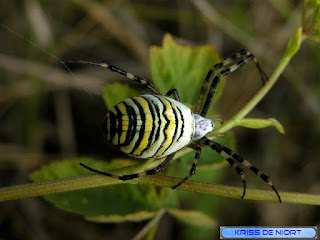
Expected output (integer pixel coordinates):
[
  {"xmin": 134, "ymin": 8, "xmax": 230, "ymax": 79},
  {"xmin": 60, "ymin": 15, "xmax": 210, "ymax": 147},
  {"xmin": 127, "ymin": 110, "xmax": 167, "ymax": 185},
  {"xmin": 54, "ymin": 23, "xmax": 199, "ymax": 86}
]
[{"xmin": 132, "ymin": 209, "xmax": 166, "ymax": 240}]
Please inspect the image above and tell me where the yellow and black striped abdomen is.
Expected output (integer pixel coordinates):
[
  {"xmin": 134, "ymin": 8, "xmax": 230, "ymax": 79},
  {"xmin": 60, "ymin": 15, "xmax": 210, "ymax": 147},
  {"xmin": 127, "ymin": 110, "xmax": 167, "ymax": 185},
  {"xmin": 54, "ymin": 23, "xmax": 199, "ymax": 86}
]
[{"xmin": 101, "ymin": 95, "xmax": 195, "ymax": 159}]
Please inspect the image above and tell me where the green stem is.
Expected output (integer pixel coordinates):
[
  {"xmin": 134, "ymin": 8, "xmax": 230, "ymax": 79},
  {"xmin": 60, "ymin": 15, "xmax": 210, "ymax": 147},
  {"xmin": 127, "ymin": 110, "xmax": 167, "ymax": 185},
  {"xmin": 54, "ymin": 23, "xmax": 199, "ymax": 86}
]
[
  {"xmin": 217, "ymin": 27, "xmax": 303, "ymax": 134},
  {"xmin": 1, "ymin": 173, "xmax": 320, "ymax": 205}
]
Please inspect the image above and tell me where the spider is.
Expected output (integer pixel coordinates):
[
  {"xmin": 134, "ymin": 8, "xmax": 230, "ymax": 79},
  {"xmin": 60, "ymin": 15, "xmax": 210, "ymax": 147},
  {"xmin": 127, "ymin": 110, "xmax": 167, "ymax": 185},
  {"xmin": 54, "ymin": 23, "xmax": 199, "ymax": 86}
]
[{"xmin": 74, "ymin": 49, "xmax": 281, "ymax": 203}]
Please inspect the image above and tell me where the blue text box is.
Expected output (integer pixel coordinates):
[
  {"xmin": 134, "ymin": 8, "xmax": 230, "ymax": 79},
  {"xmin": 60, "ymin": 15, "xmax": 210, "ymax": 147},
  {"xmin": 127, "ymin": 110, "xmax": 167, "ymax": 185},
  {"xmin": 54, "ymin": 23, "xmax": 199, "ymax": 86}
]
[{"xmin": 220, "ymin": 227, "xmax": 317, "ymax": 239}]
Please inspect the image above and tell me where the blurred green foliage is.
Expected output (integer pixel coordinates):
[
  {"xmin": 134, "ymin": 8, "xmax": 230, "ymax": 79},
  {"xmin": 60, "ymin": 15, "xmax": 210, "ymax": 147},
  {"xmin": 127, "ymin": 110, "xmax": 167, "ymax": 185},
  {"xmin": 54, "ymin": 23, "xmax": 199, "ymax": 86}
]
[{"xmin": 302, "ymin": 0, "xmax": 320, "ymax": 42}]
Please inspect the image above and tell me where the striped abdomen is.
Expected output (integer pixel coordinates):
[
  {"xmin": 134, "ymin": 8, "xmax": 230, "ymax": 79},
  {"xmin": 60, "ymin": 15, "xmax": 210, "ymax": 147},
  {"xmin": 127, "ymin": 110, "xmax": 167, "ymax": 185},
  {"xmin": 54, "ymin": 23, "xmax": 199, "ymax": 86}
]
[{"xmin": 101, "ymin": 95, "xmax": 195, "ymax": 159}]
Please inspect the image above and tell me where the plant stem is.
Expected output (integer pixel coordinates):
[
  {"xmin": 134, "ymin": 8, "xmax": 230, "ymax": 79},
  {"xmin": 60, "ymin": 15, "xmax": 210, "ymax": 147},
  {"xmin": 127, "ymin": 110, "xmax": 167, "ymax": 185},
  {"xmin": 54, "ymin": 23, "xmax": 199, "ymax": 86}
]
[{"xmin": 0, "ymin": 173, "xmax": 319, "ymax": 205}]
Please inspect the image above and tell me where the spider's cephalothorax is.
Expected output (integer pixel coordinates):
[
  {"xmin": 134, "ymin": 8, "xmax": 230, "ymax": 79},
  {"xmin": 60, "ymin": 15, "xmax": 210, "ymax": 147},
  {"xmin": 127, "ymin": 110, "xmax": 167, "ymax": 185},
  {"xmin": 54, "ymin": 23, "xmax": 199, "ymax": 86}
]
[{"xmin": 76, "ymin": 49, "xmax": 281, "ymax": 203}]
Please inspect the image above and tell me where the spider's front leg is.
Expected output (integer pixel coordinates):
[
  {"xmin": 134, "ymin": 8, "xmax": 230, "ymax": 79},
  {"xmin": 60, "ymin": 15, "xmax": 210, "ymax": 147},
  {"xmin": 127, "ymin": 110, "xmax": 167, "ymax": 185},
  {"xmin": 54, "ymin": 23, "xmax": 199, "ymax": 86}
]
[
  {"xmin": 201, "ymin": 137, "xmax": 281, "ymax": 203},
  {"xmin": 171, "ymin": 143, "xmax": 202, "ymax": 189},
  {"xmin": 195, "ymin": 49, "xmax": 268, "ymax": 117}
]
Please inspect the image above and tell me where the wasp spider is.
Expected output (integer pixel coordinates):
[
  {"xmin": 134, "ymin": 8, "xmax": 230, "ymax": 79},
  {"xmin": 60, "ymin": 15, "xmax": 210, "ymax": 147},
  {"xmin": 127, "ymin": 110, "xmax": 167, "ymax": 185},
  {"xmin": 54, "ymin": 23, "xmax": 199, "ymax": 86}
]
[{"xmin": 75, "ymin": 49, "xmax": 281, "ymax": 203}]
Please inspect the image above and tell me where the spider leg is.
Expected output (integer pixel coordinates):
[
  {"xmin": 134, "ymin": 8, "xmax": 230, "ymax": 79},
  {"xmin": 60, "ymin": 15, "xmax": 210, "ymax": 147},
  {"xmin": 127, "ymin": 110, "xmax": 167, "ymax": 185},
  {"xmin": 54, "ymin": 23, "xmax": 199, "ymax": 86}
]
[
  {"xmin": 80, "ymin": 153, "xmax": 175, "ymax": 181},
  {"xmin": 201, "ymin": 137, "xmax": 281, "ymax": 203},
  {"xmin": 172, "ymin": 143, "xmax": 201, "ymax": 189},
  {"xmin": 195, "ymin": 50, "xmax": 268, "ymax": 116},
  {"xmin": 165, "ymin": 88, "xmax": 181, "ymax": 101},
  {"xmin": 200, "ymin": 53, "xmax": 261, "ymax": 117},
  {"xmin": 195, "ymin": 49, "xmax": 248, "ymax": 114},
  {"xmin": 66, "ymin": 60, "xmax": 161, "ymax": 95},
  {"xmin": 223, "ymin": 156, "xmax": 246, "ymax": 199}
]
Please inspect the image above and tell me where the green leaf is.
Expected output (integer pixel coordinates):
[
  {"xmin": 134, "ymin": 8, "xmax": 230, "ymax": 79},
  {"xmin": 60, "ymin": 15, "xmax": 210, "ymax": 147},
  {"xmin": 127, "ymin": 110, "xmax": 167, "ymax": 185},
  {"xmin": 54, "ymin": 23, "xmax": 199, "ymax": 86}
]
[
  {"xmin": 302, "ymin": 0, "xmax": 320, "ymax": 42},
  {"xmin": 102, "ymin": 83, "xmax": 139, "ymax": 108},
  {"xmin": 30, "ymin": 158, "xmax": 178, "ymax": 220},
  {"xmin": 234, "ymin": 118, "xmax": 285, "ymax": 134},
  {"xmin": 167, "ymin": 208, "xmax": 216, "ymax": 229},
  {"xmin": 150, "ymin": 33, "xmax": 222, "ymax": 108}
]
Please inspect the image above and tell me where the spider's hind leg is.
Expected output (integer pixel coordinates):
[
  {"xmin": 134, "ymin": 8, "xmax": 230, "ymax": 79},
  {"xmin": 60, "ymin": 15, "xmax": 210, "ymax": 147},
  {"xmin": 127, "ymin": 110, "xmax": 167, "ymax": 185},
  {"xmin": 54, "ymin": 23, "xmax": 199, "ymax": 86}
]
[{"xmin": 80, "ymin": 153, "xmax": 175, "ymax": 182}]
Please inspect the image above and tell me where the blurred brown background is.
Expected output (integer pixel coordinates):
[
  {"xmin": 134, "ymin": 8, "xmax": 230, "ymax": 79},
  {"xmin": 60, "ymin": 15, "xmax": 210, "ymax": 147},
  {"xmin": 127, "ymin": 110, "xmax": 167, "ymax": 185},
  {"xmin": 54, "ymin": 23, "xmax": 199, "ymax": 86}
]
[{"xmin": 0, "ymin": 0, "xmax": 319, "ymax": 239}]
